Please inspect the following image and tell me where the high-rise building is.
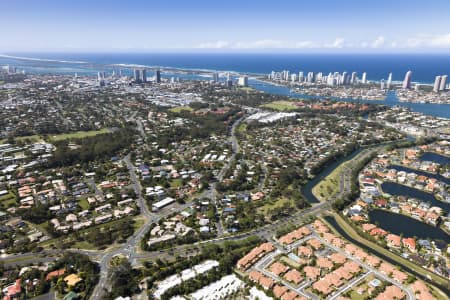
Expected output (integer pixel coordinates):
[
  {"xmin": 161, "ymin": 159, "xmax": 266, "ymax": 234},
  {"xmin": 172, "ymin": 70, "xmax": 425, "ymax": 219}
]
[
  {"xmin": 155, "ymin": 70, "xmax": 161, "ymax": 83},
  {"xmin": 134, "ymin": 69, "xmax": 141, "ymax": 83},
  {"xmin": 141, "ymin": 69, "xmax": 147, "ymax": 83},
  {"xmin": 380, "ymin": 79, "xmax": 385, "ymax": 90},
  {"xmin": 238, "ymin": 76, "xmax": 248, "ymax": 87},
  {"xmin": 386, "ymin": 73, "xmax": 392, "ymax": 89},
  {"xmin": 226, "ymin": 72, "xmax": 233, "ymax": 87},
  {"xmin": 433, "ymin": 76, "xmax": 441, "ymax": 92},
  {"xmin": 307, "ymin": 72, "xmax": 314, "ymax": 83},
  {"xmin": 361, "ymin": 72, "xmax": 367, "ymax": 84},
  {"xmin": 213, "ymin": 72, "xmax": 219, "ymax": 82},
  {"xmin": 298, "ymin": 72, "xmax": 304, "ymax": 82},
  {"xmin": 351, "ymin": 72, "xmax": 357, "ymax": 85},
  {"xmin": 402, "ymin": 71, "xmax": 412, "ymax": 89},
  {"xmin": 439, "ymin": 75, "xmax": 448, "ymax": 91},
  {"xmin": 291, "ymin": 74, "xmax": 297, "ymax": 82},
  {"xmin": 341, "ymin": 72, "xmax": 348, "ymax": 85}
]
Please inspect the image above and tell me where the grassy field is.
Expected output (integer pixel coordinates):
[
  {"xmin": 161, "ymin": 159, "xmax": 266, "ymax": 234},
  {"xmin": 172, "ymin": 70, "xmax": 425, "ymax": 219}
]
[
  {"xmin": 169, "ymin": 106, "xmax": 194, "ymax": 113},
  {"xmin": 260, "ymin": 100, "xmax": 299, "ymax": 111},
  {"xmin": 15, "ymin": 135, "xmax": 43, "ymax": 143},
  {"xmin": 258, "ymin": 197, "xmax": 294, "ymax": 215},
  {"xmin": 322, "ymin": 213, "xmax": 450, "ymax": 296},
  {"xmin": 48, "ymin": 128, "xmax": 110, "ymax": 141},
  {"xmin": 170, "ymin": 179, "xmax": 183, "ymax": 188},
  {"xmin": 312, "ymin": 164, "xmax": 345, "ymax": 202},
  {"xmin": 238, "ymin": 87, "xmax": 255, "ymax": 92},
  {"xmin": 280, "ymin": 256, "xmax": 301, "ymax": 268},
  {"xmin": 78, "ymin": 198, "xmax": 90, "ymax": 210},
  {"xmin": 0, "ymin": 191, "xmax": 17, "ymax": 209},
  {"xmin": 237, "ymin": 123, "xmax": 247, "ymax": 134},
  {"xmin": 39, "ymin": 216, "xmax": 136, "ymax": 249}
]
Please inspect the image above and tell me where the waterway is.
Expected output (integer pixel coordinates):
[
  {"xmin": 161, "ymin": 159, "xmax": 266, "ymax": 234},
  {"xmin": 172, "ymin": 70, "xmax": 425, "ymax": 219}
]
[
  {"xmin": 324, "ymin": 215, "xmax": 450, "ymax": 294},
  {"xmin": 421, "ymin": 152, "xmax": 450, "ymax": 166},
  {"xmin": 387, "ymin": 165, "xmax": 450, "ymax": 185},
  {"xmin": 248, "ymin": 79, "xmax": 450, "ymax": 119},
  {"xmin": 301, "ymin": 149, "xmax": 363, "ymax": 203},
  {"xmin": 381, "ymin": 181, "xmax": 450, "ymax": 212},
  {"xmin": 368, "ymin": 209, "xmax": 449, "ymax": 242}
]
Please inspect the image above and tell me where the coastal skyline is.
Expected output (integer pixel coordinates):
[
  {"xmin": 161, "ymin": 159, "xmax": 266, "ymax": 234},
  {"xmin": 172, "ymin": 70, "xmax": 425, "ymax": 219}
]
[{"xmin": 2, "ymin": 0, "xmax": 450, "ymax": 52}]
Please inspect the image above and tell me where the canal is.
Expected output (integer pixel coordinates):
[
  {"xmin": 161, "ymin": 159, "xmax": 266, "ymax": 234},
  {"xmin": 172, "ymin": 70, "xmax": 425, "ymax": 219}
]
[
  {"xmin": 421, "ymin": 152, "xmax": 450, "ymax": 166},
  {"xmin": 301, "ymin": 149, "xmax": 363, "ymax": 203},
  {"xmin": 381, "ymin": 181, "xmax": 450, "ymax": 212},
  {"xmin": 368, "ymin": 209, "xmax": 450, "ymax": 243},
  {"xmin": 387, "ymin": 164, "xmax": 450, "ymax": 185}
]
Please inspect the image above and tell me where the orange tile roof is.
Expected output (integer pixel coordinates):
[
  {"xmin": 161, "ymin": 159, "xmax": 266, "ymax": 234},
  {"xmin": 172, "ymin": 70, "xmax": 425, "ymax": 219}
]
[
  {"xmin": 284, "ymin": 269, "xmax": 303, "ymax": 285},
  {"xmin": 281, "ymin": 290, "xmax": 301, "ymax": 300},
  {"xmin": 269, "ymin": 262, "xmax": 289, "ymax": 276},
  {"xmin": 46, "ymin": 269, "xmax": 65, "ymax": 281},
  {"xmin": 375, "ymin": 285, "xmax": 405, "ymax": 300},
  {"xmin": 365, "ymin": 255, "xmax": 381, "ymax": 267},
  {"xmin": 307, "ymin": 238, "xmax": 322, "ymax": 250},
  {"xmin": 304, "ymin": 266, "xmax": 321, "ymax": 280},
  {"xmin": 248, "ymin": 270, "xmax": 274, "ymax": 290},
  {"xmin": 317, "ymin": 257, "xmax": 333, "ymax": 269},
  {"xmin": 386, "ymin": 234, "xmax": 401, "ymax": 247},
  {"xmin": 297, "ymin": 246, "xmax": 313, "ymax": 257},
  {"xmin": 312, "ymin": 279, "xmax": 333, "ymax": 295},
  {"xmin": 329, "ymin": 253, "xmax": 346, "ymax": 264},
  {"xmin": 273, "ymin": 285, "xmax": 289, "ymax": 298},
  {"xmin": 379, "ymin": 262, "xmax": 396, "ymax": 276},
  {"xmin": 236, "ymin": 242, "xmax": 275, "ymax": 270},
  {"xmin": 279, "ymin": 226, "xmax": 312, "ymax": 245},
  {"xmin": 392, "ymin": 269, "xmax": 408, "ymax": 283}
]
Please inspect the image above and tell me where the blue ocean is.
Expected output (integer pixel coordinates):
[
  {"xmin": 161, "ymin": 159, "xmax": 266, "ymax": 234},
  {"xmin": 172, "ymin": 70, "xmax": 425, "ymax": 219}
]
[
  {"xmin": 2, "ymin": 52, "xmax": 450, "ymax": 83},
  {"xmin": 2, "ymin": 52, "xmax": 450, "ymax": 118}
]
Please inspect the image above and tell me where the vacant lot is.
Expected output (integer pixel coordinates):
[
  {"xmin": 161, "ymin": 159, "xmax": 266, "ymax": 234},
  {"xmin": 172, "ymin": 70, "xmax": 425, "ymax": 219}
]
[
  {"xmin": 49, "ymin": 128, "xmax": 110, "ymax": 141},
  {"xmin": 169, "ymin": 106, "xmax": 194, "ymax": 113},
  {"xmin": 261, "ymin": 101, "xmax": 299, "ymax": 111}
]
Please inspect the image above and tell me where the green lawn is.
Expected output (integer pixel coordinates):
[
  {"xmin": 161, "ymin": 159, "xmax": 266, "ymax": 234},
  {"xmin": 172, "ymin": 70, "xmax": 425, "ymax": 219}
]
[
  {"xmin": 257, "ymin": 197, "xmax": 293, "ymax": 215},
  {"xmin": 312, "ymin": 164, "xmax": 345, "ymax": 202},
  {"xmin": 15, "ymin": 135, "xmax": 43, "ymax": 143},
  {"xmin": 78, "ymin": 198, "xmax": 90, "ymax": 210},
  {"xmin": 237, "ymin": 123, "xmax": 247, "ymax": 134},
  {"xmin": 169, "ymin": 106, "xmax": 194, "ymax": 113},
  {"xmin": 280, "ymin": 256, "xmax": 301, "ymax": 269},
  {"xmin": 170, "ymin": 179, "xmax": 183, "ymax": 188},
  {"xmin": 260, "ymin": 101, "xmax": 300, "ymax": 111},
  {"xmin": 0, "ymin": 191, "xmax": 17, "ymax": 208},
  {"xmin": 48, "ymin": 128, "xmax": 110, "ymax": 141}
]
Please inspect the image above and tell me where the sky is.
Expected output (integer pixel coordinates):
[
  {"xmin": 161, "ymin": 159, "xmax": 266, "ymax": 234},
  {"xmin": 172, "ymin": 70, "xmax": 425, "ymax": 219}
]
[{"xmin": 1, "ymin": 0, "xmax": 450, "ymax": 52}]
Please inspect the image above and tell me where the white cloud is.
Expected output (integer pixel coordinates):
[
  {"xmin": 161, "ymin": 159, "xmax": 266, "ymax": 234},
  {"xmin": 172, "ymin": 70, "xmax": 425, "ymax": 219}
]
[
  {"xmin": 235, "ymin": 39, "xmax": 284, "ymax": 49},
  {"xmin": 325, "ymin": 38, "xmax": 345, "ymax": 48},
  {"xmin": 294, "ymin": 41, "xmax": 317, "ymax": 48},
  {"xmin": 196, "ymin": 40, "xmax": 230, "ymax": 49},
  {"xmin": 195, "ymin": 34, "xmax": 450, "ymax": 50},
  {"xmin": 405, "ymin": 33, "xmax": 450, "ymax": 48},
  {"xmin": 371, "ymin": 36, "xmax": 385, "ymax": 48}
]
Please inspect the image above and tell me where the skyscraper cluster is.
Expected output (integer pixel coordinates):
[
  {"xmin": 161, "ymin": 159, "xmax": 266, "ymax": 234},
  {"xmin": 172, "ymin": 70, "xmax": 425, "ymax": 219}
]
[
  {"xmin": 268, "ymin": 70, "xmax": 375, "ymax": 87},
  {"xmin": 433, "ymin": 75, "xmax": 448, "ymax": 92},
  {"xmin": 133, "ymin": 68, "xmax": 162, "ymax": 83}
]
